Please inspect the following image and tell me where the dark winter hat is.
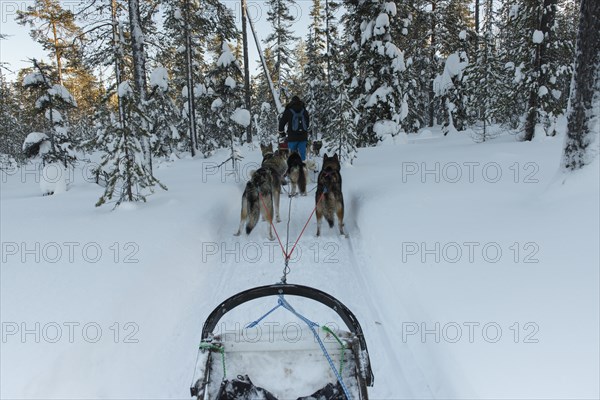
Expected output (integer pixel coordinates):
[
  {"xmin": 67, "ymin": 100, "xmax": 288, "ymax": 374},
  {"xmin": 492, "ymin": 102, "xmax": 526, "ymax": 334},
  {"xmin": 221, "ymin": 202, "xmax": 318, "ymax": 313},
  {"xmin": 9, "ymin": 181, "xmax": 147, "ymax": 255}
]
[{"xmin": 291, "ymin": 95, "xmax": 300, "ymax": 102}]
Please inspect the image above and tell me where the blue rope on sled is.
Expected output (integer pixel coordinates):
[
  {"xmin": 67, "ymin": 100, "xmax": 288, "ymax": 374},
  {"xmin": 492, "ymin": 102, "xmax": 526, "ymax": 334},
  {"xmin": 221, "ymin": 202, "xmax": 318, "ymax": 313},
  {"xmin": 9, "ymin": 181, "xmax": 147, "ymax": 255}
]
[
  {"xmin": 246, "ymin": 295, "xmax": 353, "ymax": 399},
  {"xmin": 245, "ymin": 303, "xmax": 282, "ymax": 328}
]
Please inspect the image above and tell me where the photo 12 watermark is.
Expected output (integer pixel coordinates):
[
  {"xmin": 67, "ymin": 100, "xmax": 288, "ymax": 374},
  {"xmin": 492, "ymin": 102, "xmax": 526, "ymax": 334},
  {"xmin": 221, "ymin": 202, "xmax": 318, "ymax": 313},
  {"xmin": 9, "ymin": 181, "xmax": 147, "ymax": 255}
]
[
  {"xmin": 402, "ymin": 321, "xmax": 540, "ymax": 344},
  {"xmin": 2, "ymin": 321, "xmax": 140, "ymax": 344},
  {"xmin": 401, "ymin": 161, "xmax": 540, "ymax": 184},
  {"xmin": 1, "ymin": 241, "xmax": 140, "ymax": 264},
  {"xmin": 201, "ymin": 241, "xmax": 340, "ymax": 264},
  {"xmin": 401, "ymin": 241, "xmax": 540, "ymax": 264},
  {"xmin": 213, "ymin": 321, "xmax": 342, "ymax": 344}
]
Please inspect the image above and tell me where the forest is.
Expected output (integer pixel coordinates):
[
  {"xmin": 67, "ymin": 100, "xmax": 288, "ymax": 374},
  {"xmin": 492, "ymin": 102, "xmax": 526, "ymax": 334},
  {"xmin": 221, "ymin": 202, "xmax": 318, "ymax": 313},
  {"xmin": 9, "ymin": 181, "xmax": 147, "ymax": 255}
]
[{"xmin": 0, "ymin": 0, "xmax": 597, "ymax": 205}]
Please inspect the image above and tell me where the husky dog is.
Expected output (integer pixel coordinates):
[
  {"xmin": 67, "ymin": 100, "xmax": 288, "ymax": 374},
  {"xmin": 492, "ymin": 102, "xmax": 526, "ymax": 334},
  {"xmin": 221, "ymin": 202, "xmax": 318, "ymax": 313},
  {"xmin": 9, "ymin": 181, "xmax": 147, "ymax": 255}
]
[
  {"xmin": 234, "ymin": 167, "xmax": 278, "ymax": 240},
  {"xmin": 261, "ymin": 144, "xmax": 287, "ymax": 183},
  {"xmin": 286, "ymin": 151, "xmax": 307, "ymax": 196},
  {"xmin": 316, "ymin": 153, "xmax": 345, "ymax": 237},
  {"xmin": 260, "ymin": 142, "xmax": 274, "ymax": 157},
  {"xmin": 310, "ymin": 140, "xmax": 323, "ymax": 157},
  {"xmin": 305, "ymin": 159, "xmax": 319, "ymax": 182}
]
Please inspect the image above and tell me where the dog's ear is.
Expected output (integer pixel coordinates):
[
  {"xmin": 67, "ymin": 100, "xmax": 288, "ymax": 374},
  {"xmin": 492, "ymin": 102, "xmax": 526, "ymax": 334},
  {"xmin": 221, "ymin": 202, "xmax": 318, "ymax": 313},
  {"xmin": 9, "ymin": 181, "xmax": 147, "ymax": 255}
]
[
  {"xmin": 333, "ymin": 153, "xmax": 339, "ymax": 161},
  {"xmin": 323, "ymin": 153, "xmax": 329, "ymax": 160}
]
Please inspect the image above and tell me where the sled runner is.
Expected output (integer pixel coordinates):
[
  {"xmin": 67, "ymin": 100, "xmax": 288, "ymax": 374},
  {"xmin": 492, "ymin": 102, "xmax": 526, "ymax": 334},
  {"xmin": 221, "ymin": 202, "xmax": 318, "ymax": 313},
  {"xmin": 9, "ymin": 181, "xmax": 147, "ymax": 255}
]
[{"xmin": 190, "ymin": 284, "xmax": 374, "ymax": 400}]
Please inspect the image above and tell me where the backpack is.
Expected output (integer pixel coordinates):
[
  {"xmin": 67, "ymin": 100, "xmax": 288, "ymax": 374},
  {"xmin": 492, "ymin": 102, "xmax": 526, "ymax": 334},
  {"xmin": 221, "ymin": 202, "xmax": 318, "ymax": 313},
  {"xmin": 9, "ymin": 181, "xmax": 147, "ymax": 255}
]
[{"xmin": 290, "ymin": 108, "xmax": 307, "ymax": 132}]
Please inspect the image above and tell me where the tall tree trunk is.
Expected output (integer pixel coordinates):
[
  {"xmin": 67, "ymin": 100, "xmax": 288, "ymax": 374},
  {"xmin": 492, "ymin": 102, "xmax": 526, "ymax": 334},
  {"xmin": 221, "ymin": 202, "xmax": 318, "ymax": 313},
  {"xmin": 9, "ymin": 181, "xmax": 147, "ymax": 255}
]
[
  {"xmin": 563, "ymin": 0, "xmax": 600, "ymax": 170},
  {"xmin": 127, "ymin": 0, "xmax": 152, "ymax": 172},
  {"xmin": 51, "ymin": 20, "xmax": 63, "ymax": 85},
  {"xmin": 111, "ymin": 0, "xmax": 125, "ymax": 128},
  {"xmin": 183, "ymin": 0, "xmax": 197, "ymax": 156},
  {"xmin": 475, "ymin": 0, "xmax": 480, "ymax": 34},
  {"xmin": 241, "ymin": 0, "xmax": 252, "ymax": 143},
  {"xmin": 524, "ymin": 0, "xmax": 557, "ymax": 141},
  {"xmin": 428, "ymin": 1, "xmax": 437, "ymax": 127}
]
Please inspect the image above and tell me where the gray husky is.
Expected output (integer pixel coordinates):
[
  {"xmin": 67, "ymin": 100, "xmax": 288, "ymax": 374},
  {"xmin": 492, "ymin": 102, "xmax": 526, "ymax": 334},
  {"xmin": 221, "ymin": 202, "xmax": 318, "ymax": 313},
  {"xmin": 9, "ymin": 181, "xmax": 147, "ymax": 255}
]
[
  {"xmin": 234, "ymin": 167, "xmax": 280, "ymax": 240},
  {"xmin": 316, "ymin": 153, "xmax": 345, "ymax": 237}
]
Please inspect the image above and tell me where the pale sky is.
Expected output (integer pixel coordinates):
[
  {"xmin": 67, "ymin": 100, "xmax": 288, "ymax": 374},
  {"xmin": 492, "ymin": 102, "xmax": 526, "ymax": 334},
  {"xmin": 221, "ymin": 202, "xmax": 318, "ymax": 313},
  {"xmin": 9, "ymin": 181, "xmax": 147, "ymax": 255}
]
[{"xmin": 0, "ymin": 0, "xmax": 328, "ymax": 81}]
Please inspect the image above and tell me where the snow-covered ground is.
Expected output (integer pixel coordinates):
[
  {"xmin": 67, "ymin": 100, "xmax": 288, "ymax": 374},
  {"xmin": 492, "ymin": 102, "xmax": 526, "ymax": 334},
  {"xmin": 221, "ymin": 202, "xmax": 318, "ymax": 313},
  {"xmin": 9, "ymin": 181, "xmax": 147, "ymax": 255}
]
[{"xmin": 1, "ymin": 128, "xmax": 598, "ymax": 399}]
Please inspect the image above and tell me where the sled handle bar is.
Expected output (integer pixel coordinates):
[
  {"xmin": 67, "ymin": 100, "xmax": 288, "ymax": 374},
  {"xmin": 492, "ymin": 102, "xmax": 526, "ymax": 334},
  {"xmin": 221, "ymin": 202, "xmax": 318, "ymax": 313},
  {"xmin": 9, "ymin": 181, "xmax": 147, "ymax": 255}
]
[{"xmin": 201, "ymin": 283, "xmax": 374, "ymax": 386}]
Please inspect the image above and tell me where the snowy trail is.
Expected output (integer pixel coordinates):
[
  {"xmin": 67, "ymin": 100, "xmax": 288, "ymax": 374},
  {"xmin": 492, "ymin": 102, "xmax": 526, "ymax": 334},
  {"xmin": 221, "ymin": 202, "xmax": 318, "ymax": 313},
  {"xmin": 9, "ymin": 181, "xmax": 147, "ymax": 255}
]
[
  {"xmin": 3, "ymin": 132, "xmax": 597, "ymax": 399},
  {"xmin": 195, "ymin": 157, "xmax": 434, "ymax": 398}
]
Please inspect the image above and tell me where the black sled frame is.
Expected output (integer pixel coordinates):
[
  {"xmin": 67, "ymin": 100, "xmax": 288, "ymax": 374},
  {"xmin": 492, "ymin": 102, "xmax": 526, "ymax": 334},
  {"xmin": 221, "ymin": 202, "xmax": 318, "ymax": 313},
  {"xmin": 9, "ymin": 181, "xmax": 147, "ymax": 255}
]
[{"xmin": 190, "ymin": 283, "xmax": 374, "ymax": 399}]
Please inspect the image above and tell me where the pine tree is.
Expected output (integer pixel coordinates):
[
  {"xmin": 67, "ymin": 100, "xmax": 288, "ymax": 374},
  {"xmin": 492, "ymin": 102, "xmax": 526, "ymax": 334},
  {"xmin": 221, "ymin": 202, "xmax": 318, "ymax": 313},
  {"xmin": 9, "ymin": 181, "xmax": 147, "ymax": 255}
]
[
  {"xmin": 147, "ymin": 67, "xmax": 182, "ymax": 159},
  {"xmin": 435, "ymin": 0, "xmax": 474, "ymax": 133},
  {"xmin": 344, "ymin": 0, "xmax": 408, "ymax": 146},
  {"xmin": 302, "ymin": 0, "xmax": 330, "ymax": 140},
  {"xmin": 324, "ymin": 82, "xmax": 359, "ymax": 164},
  {"xmin": 0, "ymin": 70, "xmax": 27, "ymax": 164},
  {"xmin": 522, "ymin": 0, "xmax": 560, "ymax": 140},
  {"xmin": 95, "ymin": 81, "xmax": 166, "ymax": 208},
  {"xmin": 392, "ymin": 0, "xmax": 429, "ymax": 133},
  {"xmin": 16, "ymin": 0, "xmax": 80, "ymax": 85},
  {"xmin": 463, "ymin": 0, "xmax": 505, "ymax": 141},
  {"xmin": 499, "ymin": 0, "xmax": 567, "ymax": 140},
  {"xmin": 202, "ymin": 42, "xmax": 245, "ymax": 156},
  {"xmin": 255, "ymin": 102, "xmax": 278, "ymax": 145},
  {"xmin": 562, "ymin": 0, "xmax": 599, "ymax": 170},
  {"xmin": 161, "ymin": 0, "xmax": 237, "ymax": 156},
  {"xmin": 264, "ymin": 0, "xmax": 298, "ymax": 101},
  {"xmin": 252, "ymin": 49, "xmax": 279, "ymax": 145},
  {"xmin": 22, "ymin": 60, "xmax": 77, "ymax": 168}
]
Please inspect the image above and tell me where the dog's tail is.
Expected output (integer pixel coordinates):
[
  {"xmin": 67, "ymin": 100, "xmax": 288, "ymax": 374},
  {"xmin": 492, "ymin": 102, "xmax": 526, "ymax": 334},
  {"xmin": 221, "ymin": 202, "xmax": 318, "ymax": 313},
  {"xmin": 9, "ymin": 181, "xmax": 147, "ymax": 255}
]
[
  {"xmin": 299, "ymin": 163, "xmax": 307, "ymax": 194},
  {"xmin": 245, "ymin": 187, "xmax": 260, "ymax": 235}
]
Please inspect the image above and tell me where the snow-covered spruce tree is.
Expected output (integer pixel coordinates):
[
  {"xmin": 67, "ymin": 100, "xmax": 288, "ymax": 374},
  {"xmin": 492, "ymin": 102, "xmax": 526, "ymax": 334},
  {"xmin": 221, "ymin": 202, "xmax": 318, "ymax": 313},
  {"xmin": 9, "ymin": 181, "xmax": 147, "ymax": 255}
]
[
  {"xmin": 421, "ymin": 0, "xmax": 475, "ymax": 133},
  {"xmin": 463, "ymin": 0, "xmax": 506, "ymax": 141},
  {"xmin": 161, "ymin": 0, "xmax": 237, "ymax": 156},
  {"xmin": 255, "ymin": 102, "xmax": 278, "ymax": 145},
  {"xmin": 390, "ymin": 0, "xmax": 429, "ymax": 133},
  {"xmin": 325, "ymin": 80, "xmax": 359, "ymax": 164},
  {"xmin": 344, "ymin": 0, "xmax": 408, "ymax": 146},
  {"xmin": 302, "ymin": 0, "xmax": 329, "ymax": 140},
  {"xmin": 499, "ymin": 0, "xmax": 568, "ymax": 140},
  {"xmin": 552, "ymin": 0, "xmax": 579, "ymax": 113},
  {"xmin": 79, "ymin": 0, "xmax": 131, "ymax": 142},
  {"xmin": 95, "ymin": 81, "xmax": 166, "ymax": 208},
  {"xmin": 562, "ymin": 0, "xmax": 599, "ymax": 170},
  {"xmin": 433, "ymin": 50, "xmax": 469, "ymax": 135},
  {"xmin": 251, "ymin": 47, "xmax": 279, "ymax": 145},
  {"xmin": 321, "ymin": 36, "xmax": 359, "ymax": 163},
  {"xmin": 522, "ymin": 0, "xmax": 562, "ymax": 140},
  {"xmin": 0, "ymin": 69, "xmax": 27, "ymax": 163},
  {"xmin": 202, "ymin": 42, "xmax": 246, "ymax": 156},
  {"xmin": 322, "ymin": 0, "xmax": 341, "ymax": 85},
  {"xmin": 22, "ymin": 60, "xmax": 77, "ymax": 168},
  {"xmin": 264, "ymin": 0, "xmax": 298, "ymax": 102},
  {"xmin": 303, "ymin": 33, "xmax": 327, "ymax": 139},
  {"xmin": 147, "ymin": 67, "xmax": 182, "ymax": 159}
]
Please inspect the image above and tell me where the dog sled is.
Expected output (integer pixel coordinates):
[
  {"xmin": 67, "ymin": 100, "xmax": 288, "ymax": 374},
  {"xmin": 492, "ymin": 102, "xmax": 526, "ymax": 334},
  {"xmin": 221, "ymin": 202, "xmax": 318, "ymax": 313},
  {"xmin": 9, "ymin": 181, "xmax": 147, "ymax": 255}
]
[{"xmin": 190, "ymin": 283, "xmax": 374, "ymax": 399}]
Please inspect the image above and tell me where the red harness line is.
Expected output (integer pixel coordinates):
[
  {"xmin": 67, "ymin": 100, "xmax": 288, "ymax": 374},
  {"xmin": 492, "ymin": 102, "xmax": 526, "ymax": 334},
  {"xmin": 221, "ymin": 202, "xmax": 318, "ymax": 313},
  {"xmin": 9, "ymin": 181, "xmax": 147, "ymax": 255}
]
[{"xmin": 259, "ymin": 191, "xmax": 326, "ymax": 263}]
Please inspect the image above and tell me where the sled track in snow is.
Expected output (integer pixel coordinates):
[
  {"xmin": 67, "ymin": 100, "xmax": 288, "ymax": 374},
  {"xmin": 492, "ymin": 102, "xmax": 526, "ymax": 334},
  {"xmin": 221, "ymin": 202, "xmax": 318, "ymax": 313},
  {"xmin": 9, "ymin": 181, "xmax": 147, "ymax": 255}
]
[
  {"xmin": 201, "ymin": 182, "xmax": 434, "ymax": 398},
  {"xmin": 346, "ymin": 229, "xmax": 434, "ymax": 398}
]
